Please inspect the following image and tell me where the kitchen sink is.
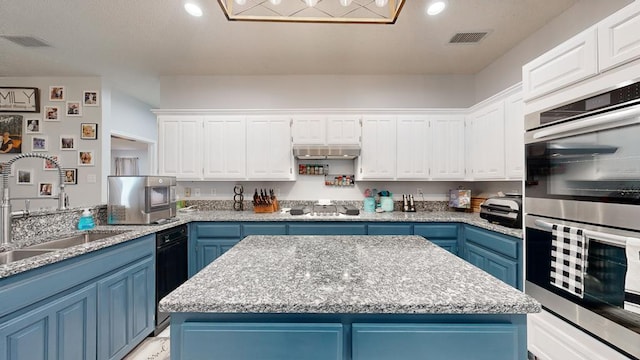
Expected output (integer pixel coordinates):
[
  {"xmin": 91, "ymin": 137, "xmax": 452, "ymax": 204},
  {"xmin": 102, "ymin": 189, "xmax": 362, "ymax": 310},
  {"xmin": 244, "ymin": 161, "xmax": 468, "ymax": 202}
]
[
  {"xmin": 27, "ymin": 230, "xmax": 130, "ymax": 250},
  {"xmin": 0, "ymin": 249, "xmax": 54, "ymax": 265}
]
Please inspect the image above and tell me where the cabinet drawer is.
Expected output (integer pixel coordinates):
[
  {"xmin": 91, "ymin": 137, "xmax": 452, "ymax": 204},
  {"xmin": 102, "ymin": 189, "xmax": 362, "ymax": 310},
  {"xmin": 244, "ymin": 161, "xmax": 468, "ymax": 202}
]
[
  {"xmin": 242, "ymin": 223, "xmax": 287, "ymax": 236},
  {"xmin": 464, "ymin": 226, "xmax": 519, "ymax": 259},
  {"xmin": 180, "ymin": 323, "xmax": 343, "ymax": 360},
  {"xmin": 352, "ymin": 323, "xmax": 520, "ymax": 360},
  {"xmin": 367, "ymin": 224, "xmax": 413, "ymax": 235},
  {"xmin": 288, "ymin": 223, "xmax": 366, "ymax": 235},
  {"xmin": 195, "ymin": 223, "xmax": 241, "ymax": 238},
  {"xmin": 413, "ymin": 224, "xmax": 459, "ymax": 240}
]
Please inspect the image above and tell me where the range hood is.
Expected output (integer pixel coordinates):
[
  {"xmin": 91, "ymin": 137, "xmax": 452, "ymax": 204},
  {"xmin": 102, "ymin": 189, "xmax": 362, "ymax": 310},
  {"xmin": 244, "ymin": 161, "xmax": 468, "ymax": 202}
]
[{"xmin": 292, "ymin": 144, "xmax": 360, "ymax": 160}]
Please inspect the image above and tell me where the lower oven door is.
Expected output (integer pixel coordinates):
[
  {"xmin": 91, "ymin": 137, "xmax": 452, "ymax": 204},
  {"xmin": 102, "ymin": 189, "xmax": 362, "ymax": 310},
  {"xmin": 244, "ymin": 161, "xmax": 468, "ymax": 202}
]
[{"xmin": 525, "ymin": 214, "xmax": 640, "ymax": 358}]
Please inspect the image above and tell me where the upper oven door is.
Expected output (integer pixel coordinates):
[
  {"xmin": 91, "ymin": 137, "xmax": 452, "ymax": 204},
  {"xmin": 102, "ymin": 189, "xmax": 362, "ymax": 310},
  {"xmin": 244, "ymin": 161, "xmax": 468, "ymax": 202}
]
[{"xmin": 525, "ymin": 104, "xmax": 640, "ymax": 207}]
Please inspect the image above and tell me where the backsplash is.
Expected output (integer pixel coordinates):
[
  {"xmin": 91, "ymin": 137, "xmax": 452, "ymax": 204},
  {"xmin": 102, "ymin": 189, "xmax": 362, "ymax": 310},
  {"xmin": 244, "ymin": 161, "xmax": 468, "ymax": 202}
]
[
  {"xmin": 184, "ymin": 200, "xmax": 451, "ymax": 212},
  {"xmin": 11, "ymin": 205, "xmax": 107, "ymax": 244}
]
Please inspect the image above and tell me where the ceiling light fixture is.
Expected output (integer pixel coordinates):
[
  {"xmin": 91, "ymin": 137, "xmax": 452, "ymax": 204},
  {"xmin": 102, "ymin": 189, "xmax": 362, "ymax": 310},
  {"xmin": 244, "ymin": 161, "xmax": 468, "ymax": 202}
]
[
  {"xmin": 375, "ymin": 0, "xmax": 388, "ymax": 7},
  {"xmin": 184, "ymin": 2, "xmax": 203, "ymax": 17},
  {"xmin": 427, "ymin": 0, "xmax": 447, "ymax": 16},
  {"xmin": 216, "ymin": 0, "xmax": 406, "ymax": 24}
]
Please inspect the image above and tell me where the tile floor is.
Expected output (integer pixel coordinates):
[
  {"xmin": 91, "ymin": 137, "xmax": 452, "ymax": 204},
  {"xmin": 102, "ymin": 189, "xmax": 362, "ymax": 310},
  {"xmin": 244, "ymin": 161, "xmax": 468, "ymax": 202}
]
[{"xmin": 124, "ymin": 326, "xmax": 171, "ymax": 360}]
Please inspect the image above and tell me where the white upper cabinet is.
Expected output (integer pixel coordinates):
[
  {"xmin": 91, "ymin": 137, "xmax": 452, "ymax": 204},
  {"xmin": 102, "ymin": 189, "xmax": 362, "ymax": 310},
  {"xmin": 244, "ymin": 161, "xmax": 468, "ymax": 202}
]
[
  {"xmin": 202, "ymin": 116, "xmax": 247, "ymax": 179},
  {"xmin": 292, "ymin": 115, "xmax": 361, "ymax": 145},
  {"xmin": 291, "ymin": 115, "xmax": 326, "ymax": 145},
  {"xmin": 357, "ymin": 115, "xmax": 396, "ymax": 180},
  {"xmin": 598, "ymin": 1, "xmax": 640, "ymax": 72},
  {"xmin": 246, "ymin": 116, "xmax": 294, "ymax": 180},
  {"xmin": 504, "ymin": 91, "xmax": 525, "ymax": 179},
  {"xmin": 467, "ymin": 100, "xmax": 506, "ymax": 179},
  {"xmin": 326, "ymin": 115, "xmax": 361, "ymax": 145},
  {"xmin": 396, "ymin": 115, "xmax": 430, "ymax": 180},
  {"xmin": 158, "ymin": 115, "xmax": 202, "ymax": 180},
  {"xmin": 522, "ymin": 26, "xmax": 598, "ymax": 101},
  {"xmin": 430, "ymin": 114, "xmax": 466, "ymax": 180}
]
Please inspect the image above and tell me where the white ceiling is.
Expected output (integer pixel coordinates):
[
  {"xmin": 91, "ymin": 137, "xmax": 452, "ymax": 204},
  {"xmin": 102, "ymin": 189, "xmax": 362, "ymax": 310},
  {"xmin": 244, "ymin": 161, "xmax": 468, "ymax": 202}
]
[{"xmin": 0, "ymin": 0, "xmax": 584, "ymax": 106}]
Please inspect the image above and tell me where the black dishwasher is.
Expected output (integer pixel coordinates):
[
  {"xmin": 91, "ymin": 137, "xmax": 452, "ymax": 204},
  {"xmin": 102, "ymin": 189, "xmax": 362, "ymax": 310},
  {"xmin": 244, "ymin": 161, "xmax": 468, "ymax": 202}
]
[{"xmin": 155, "ymin": 224, "xmax": 188, "ymax": 335}]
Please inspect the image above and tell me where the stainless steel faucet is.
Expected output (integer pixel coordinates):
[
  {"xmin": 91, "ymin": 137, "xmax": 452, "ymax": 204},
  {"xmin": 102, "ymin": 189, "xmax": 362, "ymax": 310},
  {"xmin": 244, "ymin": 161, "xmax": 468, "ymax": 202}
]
[{"xmin": 1, "ymin": 153, "xmax": 68, "ymax": 245}]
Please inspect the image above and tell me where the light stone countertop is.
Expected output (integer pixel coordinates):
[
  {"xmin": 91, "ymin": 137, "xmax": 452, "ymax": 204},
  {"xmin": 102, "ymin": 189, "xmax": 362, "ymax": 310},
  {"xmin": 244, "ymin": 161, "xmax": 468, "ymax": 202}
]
[
  {"xmin": 0, "ymin": 210, "xmax": 521, "ymax": 279},
  {"xmin": 159, "ymin": 235, "xmax": 540, "ymax": 315}
]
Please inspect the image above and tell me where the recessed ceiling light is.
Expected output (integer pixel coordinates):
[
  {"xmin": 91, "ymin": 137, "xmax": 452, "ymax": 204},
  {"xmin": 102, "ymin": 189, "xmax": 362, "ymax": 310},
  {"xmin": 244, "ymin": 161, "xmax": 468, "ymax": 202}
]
[
  {"xmin": 184, "ymin": 2, "xmax": 203, "ymax": 17},
  {"xmin": 427, "ymin": 0, "xmax": 447, "ymax": 16}
]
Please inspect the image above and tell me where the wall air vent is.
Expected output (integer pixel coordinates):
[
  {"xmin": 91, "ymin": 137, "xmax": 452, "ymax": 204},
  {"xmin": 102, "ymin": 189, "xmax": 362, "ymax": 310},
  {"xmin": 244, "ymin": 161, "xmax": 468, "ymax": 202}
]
[
  {"xmin": 449, "ymin": 32, "xmax": 489, "ymax": 44},
  {"xmin": 1, "ymin": 35, "xmax": 51, "ymax": 47}
]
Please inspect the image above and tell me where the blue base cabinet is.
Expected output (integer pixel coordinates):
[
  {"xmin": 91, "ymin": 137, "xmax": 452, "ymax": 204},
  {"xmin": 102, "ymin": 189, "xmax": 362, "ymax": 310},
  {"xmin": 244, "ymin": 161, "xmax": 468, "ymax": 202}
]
[
  {"xmin": 188, "ymin": 221, "xmax": 521, "ymax": 289},
  {"xmin": 97, "ymin": 257, "xmax": 154, "ymax": 360},
  {"xmin": 352, "ymin": 323, "xmax": 522, "ymax": 360},
  {"xmin": 170, "ymin": 313, "xmax": 527, "ymax": 360},
  {"xmin": 462, "ymin": 225, "xmax": 522, "ymax": 289},
  {"xmin": 413, "ymin": 224, "xmax": 460, "ymax": 255},
  {"xmin": 179, "ymin": 323, "xmax": 343, "ymax": 360},
  {"xmin": 0, "ymin": 285, "xmax": 97, "ymax": 360},
  {"xmin": 0, "ymin": 235, "xmax": 155, "ymax": 360}
]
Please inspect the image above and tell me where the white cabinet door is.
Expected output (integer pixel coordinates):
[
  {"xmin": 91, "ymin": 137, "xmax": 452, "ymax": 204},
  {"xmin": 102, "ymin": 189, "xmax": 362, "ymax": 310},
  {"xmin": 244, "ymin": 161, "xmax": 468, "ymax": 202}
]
[
  {"xmin": 504, "ymin": 92, "xmax": 524, "ymax": 179},
  {"xmin": 358, "ymin": 115, "xmax": 396, "ymax": 180},
  {"xmin": 598, "ymin": 1, "xmax": 640, "ymax": 72},
  {"xmin": 202, "ymin": 116, "xmax": 246, "ymax": 179},
  {"xmin": 157, "ymin": 115, "xmax": 202, "ymax": 180},
  {"xmin": 246, "ymin": 116, "xmax": 294, "ymax": 180},
  {"xmin": 396, "ymin": 115, "xmax": 429, "ymax": 180},
  {"xmin": 291, "ymin": 115, "xmax": 326, "ymax": 145},
  {"xmin": 468, "ymin": 101, "xmax": 505, "ymax": 179},
  {"xmin": 430, "ymin": 114, "xmax": 466, "ymax": 180},
  {"xmin": 522, "ymin": 26, "xmax": 598, "ymax": 101},
  {"xmin": 326, "ymin": 115, "xmax": 361, "ymax": 145}
]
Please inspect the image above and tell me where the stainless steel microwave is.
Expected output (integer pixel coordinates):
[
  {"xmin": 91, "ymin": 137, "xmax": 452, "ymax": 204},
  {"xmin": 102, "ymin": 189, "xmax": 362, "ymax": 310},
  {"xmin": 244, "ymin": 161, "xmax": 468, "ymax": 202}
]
[{"xmin": 107, "ymin": 176, "xmax": 176, "ymax": 224}]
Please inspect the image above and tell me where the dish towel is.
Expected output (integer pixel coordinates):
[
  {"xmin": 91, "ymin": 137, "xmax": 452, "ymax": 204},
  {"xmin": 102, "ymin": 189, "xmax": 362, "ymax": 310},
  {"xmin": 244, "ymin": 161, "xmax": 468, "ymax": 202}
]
[
  {"xmin": 624, "ymin": 236, "xmax": 640, "ymax": 315},
  {"xmin": 550, "ymin": 224, "xmax": 588, "ymax": 298}
]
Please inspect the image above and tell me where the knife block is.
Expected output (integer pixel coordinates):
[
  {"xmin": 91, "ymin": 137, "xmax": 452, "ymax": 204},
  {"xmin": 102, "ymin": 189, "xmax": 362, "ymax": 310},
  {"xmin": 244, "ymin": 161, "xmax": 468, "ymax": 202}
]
[{"xmin": 253, "ymin": 198, "xmax": 279, "ymax": 213}]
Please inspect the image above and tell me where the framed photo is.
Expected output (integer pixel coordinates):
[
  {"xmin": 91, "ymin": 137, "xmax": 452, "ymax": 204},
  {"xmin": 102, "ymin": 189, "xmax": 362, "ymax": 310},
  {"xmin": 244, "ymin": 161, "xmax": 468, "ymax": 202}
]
[
  {"xmin": 43, "ymin": 154, "xmax": 59, "ymax": 170},
  {"xmin": 48, "ymin": 86, "xmax": 65, "ymax": 102},
  {"xmin": 0, "ymin": 162, "xmax": 13, "ymax": 176},
  {"xmin": 31, "ymin": 136, "xmax": 48, "ymax": 151},
  {"xmin": 80, "ymin": 123, "xmax": 98, "ymax": 140},
  {"xmin": 43, "ymin": 105, "xmax": 60, "ymax": 121},
  {"xmin": 0, "ymin": 114, "xmax": 23, "ymax": 153},
  {"xmin": 63, "ymin": 168, "xmax": 77, "ymax": 185},
  {"xmin": 25, "ymin": 119, "xmax": 42, "ymax": 134},
  {"xmin": 66, "ymin": 101, "xmax": 82, "ymax": 117},
  {"xmin": 38, "ymin": 182, "xmax": 54, "ymax": 197},
  {"xmin": 83, "ymin": 91, "xmax": 99, "ymax": 106},
  {"xmin": 60, "ymin": 135, "xmax": 76, "ymax": 150},
  {"xmin": 16, "ymin": 169, "xmax": 32, "ymax": 184},
  {"xmin": 78, "ymin": 150, "xmax": 94, "ymax": 166},
  {"xmin": 0, "ymin": 87, "xmax": 39, "ymax": 113}
]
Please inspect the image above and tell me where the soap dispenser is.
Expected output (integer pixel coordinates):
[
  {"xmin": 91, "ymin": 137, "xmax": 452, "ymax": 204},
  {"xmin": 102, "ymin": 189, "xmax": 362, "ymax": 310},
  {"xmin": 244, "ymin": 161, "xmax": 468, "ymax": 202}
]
[{"xmin": 78, "ymin": 208, "xmax": 95, "ymax": 230}]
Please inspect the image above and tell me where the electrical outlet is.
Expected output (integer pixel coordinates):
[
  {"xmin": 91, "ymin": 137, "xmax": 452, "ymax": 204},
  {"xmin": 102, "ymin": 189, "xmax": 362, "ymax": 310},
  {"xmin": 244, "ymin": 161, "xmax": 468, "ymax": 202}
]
[
  {"xmin": 194, "ymin": 188, "xmax": 201, "ymax": 197},
  {"xmin": 211, "ymin": 188, "xmax": 217, "ymax": 196},
  {"xmin": 276, "ymin": 188, "xmax": 281, "ymax": 197},
  {"xmin": 417, "ymin": 188, "xmax": 423, "ymax": 196},
  {"xmin": 184, "ymin": 187, "xmax": 191, "ymax": 197}
]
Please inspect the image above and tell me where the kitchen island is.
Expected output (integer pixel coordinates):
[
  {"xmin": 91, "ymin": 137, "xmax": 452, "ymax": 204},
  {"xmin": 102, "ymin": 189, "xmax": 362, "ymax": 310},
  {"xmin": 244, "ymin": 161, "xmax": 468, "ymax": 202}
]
[{"xmin": 160, "ymin": 235, "xmax": 540, "ymax": 360}]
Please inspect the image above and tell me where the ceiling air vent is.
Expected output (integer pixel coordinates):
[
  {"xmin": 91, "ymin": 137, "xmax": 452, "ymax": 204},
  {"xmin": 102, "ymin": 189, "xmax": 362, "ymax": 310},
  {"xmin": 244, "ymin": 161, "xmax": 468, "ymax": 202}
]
[
  {"xmin": 449, "ymin": 32, "xmax": 488, "ymax": 44},
  {"xmin": 1, "ymin": 35, "xmax": 51, "ymax": 47}
]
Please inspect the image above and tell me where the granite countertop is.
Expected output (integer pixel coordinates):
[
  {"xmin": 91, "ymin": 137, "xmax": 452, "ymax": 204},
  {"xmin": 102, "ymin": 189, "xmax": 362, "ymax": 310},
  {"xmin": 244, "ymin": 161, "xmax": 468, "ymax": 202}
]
[
  {"xmin": 0, "ymin": 210, "xmax": 521, "ymax": 280},
  {"xmin": 159, "ymin": 235, "xmax": 540, "ymax": 315}
]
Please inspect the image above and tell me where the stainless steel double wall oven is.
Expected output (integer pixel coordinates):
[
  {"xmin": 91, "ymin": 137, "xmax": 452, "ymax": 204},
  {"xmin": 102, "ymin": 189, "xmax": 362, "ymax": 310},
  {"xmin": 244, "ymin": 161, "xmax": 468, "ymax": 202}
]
[{"xmin": 525, "ymin": 80, "xmax": 640, "ymax": 359}]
